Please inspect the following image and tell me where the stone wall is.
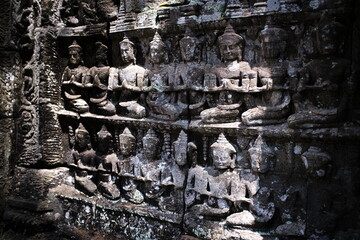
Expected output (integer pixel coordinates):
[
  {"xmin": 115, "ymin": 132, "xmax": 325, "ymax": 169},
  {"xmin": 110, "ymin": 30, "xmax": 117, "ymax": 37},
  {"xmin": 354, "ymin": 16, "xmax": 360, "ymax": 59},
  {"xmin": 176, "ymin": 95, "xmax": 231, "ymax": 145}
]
[{"xmin": 1, "ymin": 0, "xmax": 360, "ymax": 239}]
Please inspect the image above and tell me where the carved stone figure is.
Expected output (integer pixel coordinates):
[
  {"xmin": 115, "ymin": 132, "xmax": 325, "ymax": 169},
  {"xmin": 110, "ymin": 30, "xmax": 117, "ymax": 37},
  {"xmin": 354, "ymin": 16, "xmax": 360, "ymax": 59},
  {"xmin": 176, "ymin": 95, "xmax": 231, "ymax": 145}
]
[
  {"xmin": 114, "ymin": 36, "xmax": 148, "ymax": 118},
  {"xmin": 248, "ymin": 135, "xmax": 274, "ymax": 173},
  {"xmin": 241, "ymin": 26, "xmax": 292, "ymax": 125},
  {"xmin": 61, "ymin": 40, "xmax": 89, "ymax": 113},
  {"xmin": 96, "ymin": 125, "xmax": 121, "ymax": 199},
  {"xmin": 146, "ymin": 32, "xmax": 186, "ymax": 121},
  {"xmin": 158, "ymin": 130, "xmax": 188, "ymax": 212},
  {"xmin": 200, "ymin": 24, "xmax": 250, "ymax": 123},
  {"xmin": 86, "ymin": 42, "xmax": 116, "ymax": 116},
  {"xmin": 73, "ymin": 123, "xmax": 97, "ymax": 196},
  {"xmin": 186, "ymin": 133, "xmax": 248, "ymax": 216},
  {"xmin": 60, "ymin": 0, "xmax": 117, "ymax": 26},
  {"xmin": 176, "ymin": 28, "xmax": 207, "ymax": 118},
  {"xmin": 118, "ymin": 128, "xmax": 144, "ymax": 204},
  {"xmin": 73, "ymin": 123, "xmax": 96, "ymax": 170},
  {"xmin": 140, "ymin": 129, "xmax": 167, "ymax": 201},
  {"xmin": 287, "ymin": 20, "xmax": 350, "ymax": 128},
  {"xmin": 301, "ymin": 146, "xmax": 331, "ymax": 178}
]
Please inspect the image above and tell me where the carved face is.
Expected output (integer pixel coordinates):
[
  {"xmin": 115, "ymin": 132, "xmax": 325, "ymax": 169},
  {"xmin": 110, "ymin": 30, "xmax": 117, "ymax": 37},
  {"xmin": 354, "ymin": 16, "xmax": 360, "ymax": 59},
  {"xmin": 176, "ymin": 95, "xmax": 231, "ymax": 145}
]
[
  {"xmin": 174, "ymin": 144, "xmax": 187, "ymax": 166},
  {"xmin": 69, "ymin": 50, "xmax": 81, "ymax": 65},
  {"xmin": 119, "ymin": 138, "xmax": 136, "ymax": 157},
  {"xmin": 211, "ymin": 147, "xmax": 234, "ymax": 170},
  {"xmin": 317, "ymin": 24, "xmax": 341, "ymax": 56},
  {"xmin": 120, "ymin": 43, "xmax": 135, "ymax": 64},
  {"xmin": 98, "ymin": 136, "xmax": 112, "ymax": 154},
  {"xmin": 75, "ymin": 131, "xmax": 91, "ymax": 152},
  {"xmin": 143, "ymin": 140, "xmax": 159, "ymax": 161},
  {"xmin": 95, "ymin": 51, "xmax": 107, "ymax": 65},
  {"xmin": 219, "ymin": 39, "xmax": 242, "ymax": 62},
  {"xmin": 261, "ymin": 40, "xmax": 285, "ymax": 59},
  {"xmin": 150, "ymin": 44, "xmax": 167, "ymax": 65},
  {"xmin": 180, "ymin": 39, "xmax": 198, "ymax": 62}
]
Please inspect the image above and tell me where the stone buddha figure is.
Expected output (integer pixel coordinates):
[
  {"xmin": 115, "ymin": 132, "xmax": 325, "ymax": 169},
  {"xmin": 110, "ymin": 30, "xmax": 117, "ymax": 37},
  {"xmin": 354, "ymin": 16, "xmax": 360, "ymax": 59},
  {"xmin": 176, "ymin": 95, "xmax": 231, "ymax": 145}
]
[
  {"xmin": 73, "ymin": 123, "xmax": 96, "ymax": 170},
  {"xmin": 175, "ymin": 27, "xmax": 207, "ymax": 118},
  {"xmin": 61, "ymin": 40, "xmax": 89, "ymax": 113},
  {"xmin": 241, "ymin": 26, "xmax": 291, "ymax": 126},
  {"xmin": 114, "ymin": 36, "xmax": 148, "ymax": 118},
  {"xmin": 118, "ymin": 127, "xmax": 144, "ymax": 204},
  {"xmin": 200, "ymin": 23, "xmax": 249, "ymax": 123},
  {"xmin": 73, "ymin": 123, "xmax": 97, "ymax": 196},
  {"xmin": 186, "ymin": 133, "xmax": 249, "ymax": 217},
  {"xmin": 140, "ymin": 129, "xmax": 167, "ymax": 200},
  {"xmin": 86, "ymin": 42, "xmax": 116, "ymax": 116},
  {"xmin": 158, "ymin": 130, "xmax": 189, "ymax": 212},
  {"xmin": 146, "ymin": 32, "xmax": 186, "ymax": 121},
  {"xmin": 287, "ymin": 19, "xmax": 350, "ymax": 128},
  {"xmin": 96, "ymin": 125, "xmax": 121, "ymax": 200}
]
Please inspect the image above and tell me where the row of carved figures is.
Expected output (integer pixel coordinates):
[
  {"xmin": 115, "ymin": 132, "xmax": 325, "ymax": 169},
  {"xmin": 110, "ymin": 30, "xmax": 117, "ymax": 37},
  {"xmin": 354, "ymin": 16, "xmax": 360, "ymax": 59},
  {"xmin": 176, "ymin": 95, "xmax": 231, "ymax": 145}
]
[
  {"xmin": 70, "ymin": 122, "xmax": 277, "ymax": 222},
  {"xmin": 62, "ymin": 21, "xmax": 349, "ymax": 128},
  {"xmin": 70, "ymin": 122, "xmax": 331, "ymax": 228}
]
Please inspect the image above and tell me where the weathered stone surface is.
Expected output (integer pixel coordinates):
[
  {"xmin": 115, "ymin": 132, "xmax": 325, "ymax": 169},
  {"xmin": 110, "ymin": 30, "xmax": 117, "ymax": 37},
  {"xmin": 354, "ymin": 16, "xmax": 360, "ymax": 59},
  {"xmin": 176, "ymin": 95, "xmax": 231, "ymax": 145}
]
[{"xmin": 1, "ymin": 0, "xmax": 360, "ymax": 239}]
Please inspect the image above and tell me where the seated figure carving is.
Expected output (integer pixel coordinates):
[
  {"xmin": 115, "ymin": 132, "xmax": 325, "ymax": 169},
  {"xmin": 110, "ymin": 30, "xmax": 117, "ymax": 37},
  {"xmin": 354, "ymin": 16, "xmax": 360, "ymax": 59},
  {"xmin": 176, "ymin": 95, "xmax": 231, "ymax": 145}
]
[
  {"xmin": 175, "ymin": 28, "xmax": 207, "ymax": 118},
  {"xmin": 140, "ymin": 129, "xmax": 168, "ymax": 202},
  {"xmin": 185, "ymin": 134, "xmax": 275, "ymax": 237},
  {"xmin": 287, "ymin": 20, "xmax": 350, "ymax": 128},
  {"xmin": 158, "ymin": 130, "xmax": 189, "ymax": 213},
  {"xmin": 96, "ymin": 125, "xmax": 121, "ymax": 200},
  {"xmin": 113, "ymin": 36, "xmax": 148, "ymax": 118},
  {"xmin": 61, "ymin": 40, "xmax": 89, "ymax": 113},
  {"xmin": 85, "ymin": 42, "xmax": 116, "ymax": 116},
  {"xmin": 186, "ymin": 133, "xmax": 249, "ymax": 217},
  {"xmin": 73, "ymin": 123, "xmax": 97, "ymax": 196},
  {"xmin": 242, "ymin": 26, "xmax": 291, "ymax": 125},
  {"xmin": 200, "ymin": 24, "xmax": 249, "ymax": 123},
  {"xmin": 146, "ymin": 32, "xmax": 186, "ymax": 121},
  {"xmin": 118, "ymin": 127, "xmax": 144, "ymax": 204}
]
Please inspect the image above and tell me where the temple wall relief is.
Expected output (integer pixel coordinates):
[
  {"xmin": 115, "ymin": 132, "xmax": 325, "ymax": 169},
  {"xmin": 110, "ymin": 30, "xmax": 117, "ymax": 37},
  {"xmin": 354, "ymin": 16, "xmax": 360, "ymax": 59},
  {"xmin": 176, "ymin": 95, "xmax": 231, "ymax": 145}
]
[{"xmin": 2, "ymin": 0, "xmax": 360, "ymax": 239}]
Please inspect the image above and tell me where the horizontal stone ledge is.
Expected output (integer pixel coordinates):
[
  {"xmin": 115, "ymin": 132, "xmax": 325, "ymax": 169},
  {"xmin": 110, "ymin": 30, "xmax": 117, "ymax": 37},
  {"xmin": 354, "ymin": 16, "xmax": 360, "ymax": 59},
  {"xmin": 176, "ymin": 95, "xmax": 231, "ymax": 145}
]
[
  {"xmin": 54, "ymin": 185, "xmax": 183, "ymax": 224},
  {"xmin": 57, "ymin": 23, "xmax": 108, "ymax": 37},
  {"xmin": 57, "ymin": 110, "xmax": 360, "ymax": 139},
  {"xmin": 57, "ymin": 110, "xmax": 189, "ymax": 130}
]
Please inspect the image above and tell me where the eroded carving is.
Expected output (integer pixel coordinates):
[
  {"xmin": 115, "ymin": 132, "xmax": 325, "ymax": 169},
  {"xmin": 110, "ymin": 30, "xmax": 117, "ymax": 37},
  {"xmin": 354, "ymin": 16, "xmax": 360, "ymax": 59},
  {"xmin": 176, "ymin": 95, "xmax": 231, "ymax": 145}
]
[
  {"xmin": 61, "ymin": 40, "xmax": 89, "ymax": 113},
  {"xmin": 114, "ymin": 36, "xmax": 148, "ymax": 118}
]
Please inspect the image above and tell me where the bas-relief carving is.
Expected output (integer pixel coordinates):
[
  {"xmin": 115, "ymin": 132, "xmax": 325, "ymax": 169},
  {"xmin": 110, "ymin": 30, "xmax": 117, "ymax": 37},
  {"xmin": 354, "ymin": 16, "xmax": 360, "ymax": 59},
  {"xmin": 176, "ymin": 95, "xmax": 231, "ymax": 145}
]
[
  {"xmin": 56, "ymin": 14, "xmax": 354, "ymax": 239},
  {"xmin": 146, "ymin": 32, "xmax": 186, "ymax": 121},
  {"xmin": 61, "ymin": 40, "xmax": 89, "ymax": 114},
  {"xmin": 241, "ymin": 25, "xmax": 293, "ymax": 126},
  {"xmin": 287, "ymin": 19, "xmax": 351, "ymax": 128},
  {"xmin": 60, "ymin": 0, "xmax": 118, "ymax": 26},
  {"xmin": 114, "ymin": 36, "xmax": 148, "ymax": 118},
  {"xmin": 184, "ymin": 133, "xmax": 276, "ymax": 238}
]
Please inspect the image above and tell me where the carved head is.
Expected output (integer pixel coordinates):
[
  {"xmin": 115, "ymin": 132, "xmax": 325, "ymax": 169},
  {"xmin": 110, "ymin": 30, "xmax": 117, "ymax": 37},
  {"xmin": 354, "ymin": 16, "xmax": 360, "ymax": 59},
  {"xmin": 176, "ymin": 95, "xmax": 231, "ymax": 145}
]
[
  {"xmin": 95, "ymin": 42, "xmax": 108, "ymax": 65},
  {"xmin": 301, "ymin": 146, "xmax": 331, "ymax": 178},
  {"xmin": 173, "ymin": 130, "xmax": 188, "ymax": 166},
  {"xmin": 142, "ymin": 129, "xmax": 160, "ymax": 161},
  {"xmin": 218, "ymin": 23, "xmax": 244, "ymax": 62},
  {"xmin": 75, "ymin": 123, "xmax": 91, "ymax": 151},
  {"xmin": 120, "ymin": 36, "xmax": 136, "ymax": 64},
  {"xmin": 316, "ymin": 19, "xmax": 345, "ymax": 56},
  {"xmin": 180, "ymin": 27, "xmax": 200, "ymax": 62},
  {"xmin": 97, "ymin": 125, "xmax": 113, "ymax": 154},
  {"xmin": 248, "ymin": 135, "xmax": 273, "ymax": 173},
  {"xmin": 119, "ymin": 127, "xmax": 136, "ymax": 157},
  {"xmin": 149, "ymin": 32, "xmax": 168, "ymax": 65},
  {"xmin": 210, "ymin": 133, "xmax": 236, "ymax": 170},
  {"xmin": 258, "ymin": 26, "xmax": 287, "ymax": 59},
  {"xmin": 68, "ymin": 40, "xmax": 82, "ymax": 66}
]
